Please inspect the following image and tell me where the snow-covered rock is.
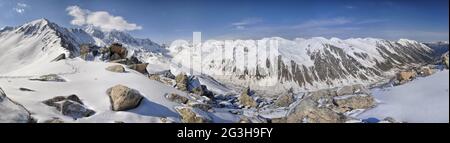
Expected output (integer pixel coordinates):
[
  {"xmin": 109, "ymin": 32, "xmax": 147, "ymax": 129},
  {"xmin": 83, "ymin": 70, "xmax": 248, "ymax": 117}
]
[{"xmin": 0, "ymin": 88, "xmax": 32, "ymax": 123}]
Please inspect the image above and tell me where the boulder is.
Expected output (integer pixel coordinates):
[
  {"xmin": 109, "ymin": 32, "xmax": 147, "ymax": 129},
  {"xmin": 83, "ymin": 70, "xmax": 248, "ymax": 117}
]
[
  {"xmin": 80, "ymin": 44, "xmax": 91, "ymax": 59},
  {"xmin": 420, "ymin": 67, "xmax": 434, "ymax": 76},
  {"xmin": 42, "ymin": 95, "xmax": 94, "ymax": 119},
  {"xmin": 165, "ymin": 93, "xmax": 189, "ymax": 104},
  {"xmin": 109, "ymin": 43, "xmax": 128, "ymax": 59},
  {"xmin": 333, "ymin": 94, "xmax": 375, "ymax": 112},
  {"xmin": 19, "ymin": 87, "xmax": 35, "ymax": 92},
  {"xmin": 1, "ymin": 88, "xmax": 33, "ymax": 123},
  {"xmin": 29, "ymin": 74, "xmax": 66, "ymax": 82},
  {"xmin": 275, "ymin": 89, "xmax": 295, "ymax": 107},
  {"xmin": 175, "ymin": 106, "xmax": 212, "ymax": 123},
  {"xmin": 61, "ymin": 100, "xmax": 95, "ymax": 119},
  {"xmin": 286, "ymin": 98, "xmax": 346, "ymax": 123},
  {"xmin": 397, "ymin": 71, "xmax": 416, "ymax": 82},
  {"xmin": 175, "ymin": 72, "xmax": 189, "ymax": 91},
  {"xmin": 187, "ymin": 101, "xmax": 213, "ymax": 112},
  {"xmin": 127, "ymin": 63, "xmax": 149, "ymax": 74},
  {"xmin": 106, "ymin": 85, "xmax": 143, "ymax": 111},
  {"xmin": 238, "ymin": 88, "xmax": 257, "ymax": 108},
  {"xmin": 336, "ymin": 85, "xmax": 354, "ymax": 96},
  {"xmin": 106, "ymin": 65, "xmax": 125, "ymax": 73},
  {"xmin": 110, "ymin": 53, "xmax": 122, "ymax": 61}
]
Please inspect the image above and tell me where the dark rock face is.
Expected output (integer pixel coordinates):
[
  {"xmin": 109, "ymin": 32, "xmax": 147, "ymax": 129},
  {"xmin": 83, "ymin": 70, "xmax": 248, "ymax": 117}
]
[{"xmin": 29, "ymin": 74, "xmax": 66, "ymax": 82}]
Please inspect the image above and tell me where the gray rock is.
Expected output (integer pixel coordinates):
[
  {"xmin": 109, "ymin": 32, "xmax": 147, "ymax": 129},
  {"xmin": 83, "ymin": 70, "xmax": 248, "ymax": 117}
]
[
  {"xmin": 187, "ymin": 101, "xmax": 213, "ymax": 112},
  {"xmin": 61, "ymin": 100, "xmax": 95, "ymax": 119},
  {"xmin": 165, "ymin": 93, "xmax": 189, "ymax": 104},
  {"xmin": 107, "ymin": 85, "xmax": 143, "ymax": 111},
  {"xmin": 333, "ymin": 94, "xmax": 376, "ymax": 112},
  {"xmin": 0, "ymin": 88, "xmax": 32, "ymax": 123},
  {"xmin": 42, "ymin": 95, "xmax": 94, "ymax": 119},
  {"xmin": 106, "ymin": 65, "xmax": 125, "ymax": 73},
  {"xmin": 286, "ymin": 98, "xmax": 346, "ymax": 123},
  {"xmin": 29, "ymin": 74, "xmax": 66, "ymax": 82}
]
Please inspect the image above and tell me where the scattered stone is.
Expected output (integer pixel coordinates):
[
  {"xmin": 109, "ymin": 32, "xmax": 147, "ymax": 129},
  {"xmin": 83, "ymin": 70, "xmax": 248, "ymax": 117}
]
[
  {"xmin": 106, "ymin": 85, "xmax": 143, "ymax": 111},
  {"xmin": 175, "ymin": 106, "xmax": 212, "ymax": 123},
  {"xmin": 109, "ymin": 43, "xmax": 128, "ymax": 59},
  {"xmin": 127, "ymin": 63, "xmax": 149, "ymax": 74},
  {"xmin": 187, "ymin": 101, "xmax": 213, "ymax": 112},
  {"xmin": 333, "ymin": 94, "xmax": 375, "ymax": 112},
  {"xmin": 165, "ymin": 93, "xmax": 189, "ymax": 104},
  {"xmin": 19, "ymin": 87, "xmax": 35, "ymax": 92},
  {"xmin": 420, "ymin": 67, "xmax": 434, "ymax": 76},
  {"xmin": 175, "ymin": 72, "xmax": 189, "ymax": 91},
  {"xmin": 383, "ymin": 117, "xmax": 397, "ymax": 123},
  {"xmin": 275, "ymin": 88, "xmax": 295, "ymax": 107},
  {"xmin": 397, "ymin": 71, "xmax": 416, "ymax": 83},
  {"xmin": 286, "ymin": 98, "xmax": 346, "ymax": 123},
  {"xmin": 238, "ymin": 87, "xmax": 257, "ymax": 108},
  {"xmin": 29, "ymin": 74, "xmax": 66, "ymax": 82},
  {"xmin": 42, "ymin": 95, "xmax": 94, "ymax": 119},
  {"xmin": 1, "ymin": 88, "xmax": 33, "ymax": 123},
  {"xmin": 443, "ymin": 52, "xmax": 449, "ymax": 69},
  {"xmin": 61, "ymin": 100, "xmax": 95, "ymax": 119},
  {"xmin": 106, "ymin": 65, "xmax": 125, "ymax": 73}
]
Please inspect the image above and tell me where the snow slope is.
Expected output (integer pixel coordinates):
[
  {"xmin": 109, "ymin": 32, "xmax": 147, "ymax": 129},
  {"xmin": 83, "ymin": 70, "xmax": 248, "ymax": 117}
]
[
  {"xmin": 169, "ymin": 37, "xmax": 434, "ymax": 94},
  {"xmin": 0, "ymin": 59, "xmax": 239, "ymax": 123},
  {"xmin": 357, "ymin": 70, "xmax": 449, "ymax": 123}
]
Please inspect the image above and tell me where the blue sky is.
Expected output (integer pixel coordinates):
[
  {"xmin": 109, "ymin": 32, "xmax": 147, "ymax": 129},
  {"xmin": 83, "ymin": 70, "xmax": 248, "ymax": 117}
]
[{"xmin": 0, "ymin": 0, "xmax": 448, "ymax": 43}]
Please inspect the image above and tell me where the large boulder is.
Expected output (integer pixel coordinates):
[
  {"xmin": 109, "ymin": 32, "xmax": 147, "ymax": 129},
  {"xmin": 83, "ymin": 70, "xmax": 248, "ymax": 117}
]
[
  {"xmin": 29, "ymin": 74, "xmax": 66, "ymax": 82},
  {"xmin": 127, "ymin": 63, "xmax": 149, "ymax": 74},
  {"xmin": 238, "ymin": 87, "xmax": 257, "ymax": 108},
  {"xmin": 1, "ymin": 88, "xmax": 33, "ymax": 123},
  {"xmin": 420, "ymin": 67, "xmax": 434, "ymax": 76},
  {"xmin": 106, "ymin": 85, "xmax": 143, "ymax": 111},
  {"xmin": 106, "ymin": 65, "xmax": 125, "ymax": 73},
  {"xmin": 397, "ymin": 71, "xmax": 416, "ymax": 83},
  {"xmin": 175, "ymin": 106, "xmax": 212, "ymax": 123},
  {"xmin": 333, "ymin": 94, "xmax": 375, "ymax": 112},
  {"xmin": 286, "ymin": 98, "xmax": 346, "ymax": 123}
]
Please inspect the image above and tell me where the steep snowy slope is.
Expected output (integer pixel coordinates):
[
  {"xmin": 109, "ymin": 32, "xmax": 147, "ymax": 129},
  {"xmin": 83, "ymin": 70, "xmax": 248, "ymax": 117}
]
[
  {"xmin": 169, "ymin": 37, "xmax": 434, "ymax": 93},
  {"xmin": 0, "ymin": 19, "xmax": 94, "ymax": 74}
]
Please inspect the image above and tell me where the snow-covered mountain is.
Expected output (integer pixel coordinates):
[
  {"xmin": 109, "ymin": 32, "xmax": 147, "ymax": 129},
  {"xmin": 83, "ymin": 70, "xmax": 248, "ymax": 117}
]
[
  {"xmin": 169, "ymin": 37, "xmax": 434, "ymax": 93},
  {"xmin": 0, "ymin": 19, "xmax": 166, "ymax": 74}
]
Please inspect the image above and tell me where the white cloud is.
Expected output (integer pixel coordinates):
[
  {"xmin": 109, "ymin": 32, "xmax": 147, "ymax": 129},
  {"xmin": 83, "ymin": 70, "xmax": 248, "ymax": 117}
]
[
  {"xmin": 345, "ymin": 5, "xmax": 355, "ymax": 9},
  {"xmin": 66, "ymin": 5, "xmax": 142, "ymax": 32},
  {"xmin": 231, "ymin": 18, "xmax": 263, "ymax": 30},
  {"xmin": 13, "ymin": 2, "xmax": 29, "ymax": 14}
]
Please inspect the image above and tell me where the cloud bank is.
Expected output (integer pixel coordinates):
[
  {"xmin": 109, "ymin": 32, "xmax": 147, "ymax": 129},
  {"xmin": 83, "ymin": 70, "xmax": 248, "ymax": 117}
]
[{"xmin": 66, "ymin": 5, "xmax": 142, "ymax": 32}]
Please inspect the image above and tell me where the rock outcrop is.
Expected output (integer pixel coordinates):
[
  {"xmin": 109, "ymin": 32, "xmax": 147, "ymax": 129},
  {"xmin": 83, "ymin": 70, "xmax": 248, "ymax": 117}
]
[
  {"xmin": 29, "ymin": 74, "xmax": 66, "ymax": 82},
  {"xmin": 238, "ymin": 87, "xmax": 257, "ymax": 108},
  {"xmin": 42, "ymin": 94, "xmax": 95, "ymax": 119},
  {"xmin": 286, "ymin": 98, "xmax": 346, "ymax": 123}
]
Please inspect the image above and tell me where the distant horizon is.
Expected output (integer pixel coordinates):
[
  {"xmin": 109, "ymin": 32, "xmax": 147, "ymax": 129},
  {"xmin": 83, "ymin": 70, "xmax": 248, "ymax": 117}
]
[{"xmin": 0, "ymin": 0, "xmax": 448, "ymax": 43}]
